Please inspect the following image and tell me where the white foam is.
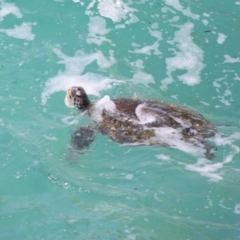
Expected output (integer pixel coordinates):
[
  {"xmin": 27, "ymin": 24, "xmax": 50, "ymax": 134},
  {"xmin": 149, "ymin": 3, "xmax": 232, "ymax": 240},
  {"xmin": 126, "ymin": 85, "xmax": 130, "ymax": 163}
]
[
  {"xmin": 151, "ymin": 23, "xmax": 158, "ymax": 29},
  {"xmin": 86, "ymin": 0, "xmax": 138, "ymax": 24},
  {"xmin": 87, "ymin": 16, "xmax": 112, "ymax": 46},
  {"xmin": 184, "ymin": 133, "xmax": 240, "ymax": 182},
  {"xmin": 86, "ymin": 0, "xmax": 96, "ymax": 10},
  {"xmin": 214, "ymin": 132, "xmax": 240, "ymax": 146},
  {"xmin": 164, "ymin": 0, "xmax": 199, "ymax": 20},
  {"xmin": 202, "ymin": 19, "xmax": 209, "ymax": 26},
  {"xmin": 203, "ymin": 13, "xmax": 210, "ymax": 17},
  {"xmin": 41, "ymin": 48, "xmax": 120, "ymax": 105},
  {"xmin": 115, "ymin": 24, "xmax": 125, "ymax": 29},
  {"xmin": 149, "ymin": 28, "xmax": 162, "ymax": 40},
  {"xmin": 233, "ymin": 73, "xmax": 240, "ymax": 81},
  {"xmin": 168, "ymin": 16, "xmax": 180, "ymax": 23},
  {"xmin": 153, "ymin": 127, "xmax": 205, "ymax": 157},
  {"xmin": 219, "ymin": 200, "xmax": 232, "ymax": 210},
  {"xmin": 0, "ymin": 22, "xmax": 36, "ymax": 41},
  {"xmin": 61, "ymin": 113, "xmax": 85, "ymax": 125},
  {"xmin": 224, "ymin": 55, "xmax": 240, "ymax": 64},
  {"xmin": 43, "ymin": 135, "xmax": 57, "ymax": 141},
  {"xmin": 94, "ymin": 95, "xmax": 116, "ymax": 113},
  {"xmin": 217, "ymin": 33, "xmax": 227, "ymax": 44},
  {"xmin": 129, "ymin": 60, "xmax": 155, "ymax": 86},
  {"xmin": 121, "ymin": 123, "xmax": 197, "ymax": 154},
  {"xmin": 185, "ymin": 158, "xmax": 224, "ymax": 182},
  {"xmin": 130, "ymin": 59, "xmax": 144, "ymax": 69},
  {"xmin": 88, "ymin": 16, "xmax": 110, "ymax": 35},
  {"xmin": 156, "ymin": 154, "xmax": 171, "ymax": 161},
  {"xmin": 130, "ymin": 42, "xmax": 160, "ymax": 55},
  {"xmin": 213, "ymin": 78, "xmax": 233, "ymax": 106},
  {"xmin": 130, "ymin": 27, "xmax": 162, "ymax": 55},
  {"xmin": 200, "ymin": 101, "xmax": 210, "ymax": 106},
  {"xmin": 234, "ymin": 204, "xmax": 240, "ymax": 214},
  {"xmin": 53, "ymin": 48, "xmax": 116, "ymax": 75},
  {"xmin": 0, "ymin": 0, "xmax": 22, "ymax": 22},
  {"xmin": 161, "ymin": 6, "xmax": 176, "ymax": 14},
  {"xmin": 91, "ymin": 95, "xmax": 116, "ymax": 122},
  {"xmin": 161, "ymin": 22, "xmax": 205, "ymax": 90},
  {"xmin": 135, "ymin": 103, "xmax": 157, "ymax": 124},
  {"xmin": 125, "ymin": 174, "xmax": 134, "ymax": 180},
  {"xmin": 235, "ymin": 1, "xmax": 240, "ymax": 5},
  {"xmin": 131, "ymin": 71, "xmax": 155, "ymax": 87},
  {"xmin": 42, "ymin": 73, "xmax": 120, "ymax": 105}
]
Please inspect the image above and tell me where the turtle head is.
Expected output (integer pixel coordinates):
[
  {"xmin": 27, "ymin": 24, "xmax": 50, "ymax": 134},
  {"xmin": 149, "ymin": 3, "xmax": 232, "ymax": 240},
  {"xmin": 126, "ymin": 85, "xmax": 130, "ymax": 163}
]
[{"xmin": 65, "ymin": 86, "xmax": 90, "ymax": 110}]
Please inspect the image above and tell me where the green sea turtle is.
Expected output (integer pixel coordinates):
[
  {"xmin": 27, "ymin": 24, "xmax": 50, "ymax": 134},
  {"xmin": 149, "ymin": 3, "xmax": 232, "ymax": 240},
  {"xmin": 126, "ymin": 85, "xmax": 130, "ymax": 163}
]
[{"xmin": 65, "ymin": 86, "xmax": 216, "ymax": 159}]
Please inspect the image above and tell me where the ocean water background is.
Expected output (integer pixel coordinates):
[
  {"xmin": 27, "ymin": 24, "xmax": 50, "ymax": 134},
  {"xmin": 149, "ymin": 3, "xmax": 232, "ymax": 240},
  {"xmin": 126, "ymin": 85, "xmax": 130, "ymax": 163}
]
[{"xmin": 0, "ymin": 0, "xmax": 240, "ymax": 239}]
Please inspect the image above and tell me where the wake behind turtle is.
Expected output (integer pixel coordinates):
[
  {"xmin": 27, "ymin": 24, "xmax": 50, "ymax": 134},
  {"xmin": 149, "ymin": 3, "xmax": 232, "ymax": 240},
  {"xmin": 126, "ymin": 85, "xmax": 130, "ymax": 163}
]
[{"xmin": 65, "ymin": 86, "xmax": 216, "ymax": 159}]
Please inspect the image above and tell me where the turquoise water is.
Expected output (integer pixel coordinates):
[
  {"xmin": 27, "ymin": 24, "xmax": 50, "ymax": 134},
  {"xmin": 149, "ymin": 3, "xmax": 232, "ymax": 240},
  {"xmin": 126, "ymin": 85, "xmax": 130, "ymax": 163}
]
[{"xmin": 1, "ymin": 0, "xmax": 240, "ymax": 239}]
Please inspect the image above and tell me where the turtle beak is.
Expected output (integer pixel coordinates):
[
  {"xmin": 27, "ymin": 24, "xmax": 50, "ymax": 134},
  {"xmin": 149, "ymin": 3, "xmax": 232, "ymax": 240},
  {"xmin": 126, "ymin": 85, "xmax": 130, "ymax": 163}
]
[
  {"xmin": 65, "ymin": 88, "xmax": 74, "ymax": 108},
  {"xmin": 67, "ymin": 88, "xmax": 72, "ymax": 99}
]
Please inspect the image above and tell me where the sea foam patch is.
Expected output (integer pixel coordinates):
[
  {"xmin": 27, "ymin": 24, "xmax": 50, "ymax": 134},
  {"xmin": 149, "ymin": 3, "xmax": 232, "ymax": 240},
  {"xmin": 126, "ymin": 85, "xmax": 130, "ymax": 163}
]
[
  {"xmin": 97, "ymin": 0, "xmax": 138, "ymax": 23},
  {"xmin": 156, "ymin": 154, "xmax": 171, "ymax": 161},
  {"xmin": 224, "ymin": 55, "xmax": 240, "ymax": 64},
  {"xmin": 234, "ymin": 204, "xmax": 240, "ymax": 214},
  {"xmin": 202, "ymin": 19, "xmax": 209, "ymax": 26},
  {"xmin": 52, "ymin": 48, "xmax": 116, "ymax": 75},
  {"xmin": 0, "ymin": 22, "xmax": 36, "ymax": 41},
  {"xmin": 217, "ymin": 33, "xmax": 227, "ymax": 44},
  {"xmin": 130, "ymin": 26, "xmax": 162, "ymax": 56},
  {"xmin": 184, "ymin": 133, "xmax": 240, "ymax": 182},
  {"xmin": 157, "ymin": 128, "xmax": 206, "ymax": 156},
  {"xmin": 163, "ymin": 0, "xmax": 199, "ymax": 20},
  {"xmin": 86, "ymin": 0, "xmax": 138, "ymax": 25},
  {"xmin": 87, "ymin": 16, "xmax": 113, "ymax": 46},
  {"xmin": 213, "ymin": 78, "xmax": 233, "ymax": 106},
  {"xmin": 61, "ymin": 112, "xmax": 86, "ymax": 125},
  {"xmin": 0, "ymin": 1, "xmax": 36, "ymax": 41},
  {"xmin": 72, "ymin": 0, "xmax": 83, "ymax": 4},
  {"xmin": 129, "ymin": 59, "xmax": 155, "ymax": 86},
  {"xmin": 131, "ymin": 72, "xmax": 154, "ymax": 87},
  {"xmin": 41, "ymin": 48, "xmax": 121, "ymax": 105},
  {"xmin": 0, "ymin": 0, "xmax": 22, "ymax": 22},
  {"xmin": 161, "ymin": 22, "xmax": 205, "ymax": 90}
]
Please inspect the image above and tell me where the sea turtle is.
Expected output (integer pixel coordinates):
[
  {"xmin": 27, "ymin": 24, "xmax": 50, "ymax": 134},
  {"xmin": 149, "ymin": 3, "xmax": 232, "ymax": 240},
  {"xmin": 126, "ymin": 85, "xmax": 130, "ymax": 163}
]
[{"xmin": 65, "ymin": 86, "xmax": 216, "ymax": 159}]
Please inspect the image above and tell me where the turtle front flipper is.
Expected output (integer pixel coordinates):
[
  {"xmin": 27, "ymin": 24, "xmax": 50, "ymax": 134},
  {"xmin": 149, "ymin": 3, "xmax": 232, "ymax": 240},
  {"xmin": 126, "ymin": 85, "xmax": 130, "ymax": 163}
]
[
  {"xmin": 71, "ymin": 126, "xmax": 95, "ymax": 151},
  {"xmin": 67, "ymin": 126, "xmax": 95, "ymax": 162}
]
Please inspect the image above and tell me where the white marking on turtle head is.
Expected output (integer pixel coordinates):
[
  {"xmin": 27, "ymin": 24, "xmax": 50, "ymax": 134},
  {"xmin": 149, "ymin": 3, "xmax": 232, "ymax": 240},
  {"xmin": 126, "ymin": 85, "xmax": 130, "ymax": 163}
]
[{"xmin": 76, "ymin": 90, "xmax": 81, "ymax": 96}]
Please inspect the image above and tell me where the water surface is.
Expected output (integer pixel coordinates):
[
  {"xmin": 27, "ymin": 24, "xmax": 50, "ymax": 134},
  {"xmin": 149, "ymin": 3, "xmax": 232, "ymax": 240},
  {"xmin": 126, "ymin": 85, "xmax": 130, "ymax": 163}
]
[{"xmin": 0, "ymin": 0, "xmax": 240, "ymax": 239}]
